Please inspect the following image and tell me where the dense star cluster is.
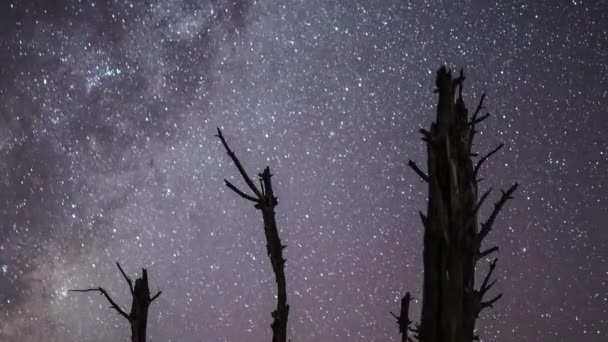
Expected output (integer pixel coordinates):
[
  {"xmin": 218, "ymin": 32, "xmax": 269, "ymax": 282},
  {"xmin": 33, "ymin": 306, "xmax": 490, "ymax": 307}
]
[{"xmin": 0, "ymin": 1, "xmax": 606, "ymax": 341}]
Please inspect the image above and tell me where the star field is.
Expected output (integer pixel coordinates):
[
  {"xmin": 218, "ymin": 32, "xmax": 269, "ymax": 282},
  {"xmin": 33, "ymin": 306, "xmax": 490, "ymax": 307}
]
[{"xmin": 0, "ymin": 1, "xmax": 606, "ymax": 341}]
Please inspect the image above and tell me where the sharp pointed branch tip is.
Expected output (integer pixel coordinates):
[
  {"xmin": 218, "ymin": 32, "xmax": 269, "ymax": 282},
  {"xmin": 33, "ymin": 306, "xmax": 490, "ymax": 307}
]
[
  {"xmin": 478, "ymin": 183, "xmax": 518, "ymax": 243},
  {"xmin": 116, "ymin": 262, "xmax": 133, "ymax": 294},
  {"xmin": 474, "ymin": 143, "xmax": 504, "ymax": 177}
]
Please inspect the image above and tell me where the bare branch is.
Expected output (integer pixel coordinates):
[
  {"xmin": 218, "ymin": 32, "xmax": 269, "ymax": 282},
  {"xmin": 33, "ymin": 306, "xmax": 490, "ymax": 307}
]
[
  {"xmin": 419, "ymin": 211, "xmax": 428, "ymax": 230},
  {"xmin": 216, "ymin": 128, "xmax": 263, "ymax": 199},
  {"xmin": 485, "ymin": 279, "xmax": 498, "ymax": 293},
  {"xmin": 390, "ymin": 311, "xmax": 400, "ymax": 320},
  {"xmin": 472, "ymin": 113, "xmax": 490, "ymax": 125},
  {"xmin": 477, "ymin": 246, "xmax": 499, "ymax": 260},
  {"xmin": 471, "ymin": 92, "xmax": 486, "ymax": 122},
  {"xmin": 468, "ymin": 92, "xmax": 486, "ymax": 149},
  {"xmin": 474, "ymin": 188, "xmax": 492, "ymax": 216},
  {"xmin": 479, "ymin": 258, "xmax": 498, "ymax": 295},
  {"xmin": 116, "ymin": 262, "xmax": 133, "ymax": 294},
  {"xmin": 69, "ymin": 288, "xmax": 130, "ymax": 321},
  {"xmin": 410, "ymin": 322, "xmax": 420, "ymax": 340},
  {"xmin": 474, "ymin": 143, "xmax": 504, "ymax": 177},
  {"xmin": 480, "ymin": 293, "xmax": 503, "ymax": 311},
  {"xmin": 419, "ymin": 128, "xmax": 431, "ymax": 142},
  {"xmin": 408, "ymin": 160, "xmax": 429, "ymax": 182},
  {"xmin": 217, "ymin": 135, "xmax": 288, "ymax": 341},
  {"xmin": 478, "ymin": 183, "xmax": 518, "ymax": 243},
  {"xmin": 69, "ymin": 288, "xmax": 101, "ymax": 293},
  {"xmin": 150, "ymin": 291, "xmax": 162, "ymax": 302},
  {"xmin": 465, "ymin": 187, "xmax": 492, "ymax": 243},
  {"xmin": 224, "ymin": 179, "xmax": 260, "ymax": 203}
]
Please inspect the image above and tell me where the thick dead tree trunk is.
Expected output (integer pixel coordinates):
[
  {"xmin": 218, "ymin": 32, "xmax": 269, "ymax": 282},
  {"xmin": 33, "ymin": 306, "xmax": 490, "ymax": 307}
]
[
  {"xmin": 216, "ymin": 128, "xmax": 289, "ymax": 342},
  {"xmin": 70, "ymin": 263, "xmax": 162, "ymax": 342},
  {"xmin": 397, "ymin": 66, "xmax": 517, "ymax": 342}
]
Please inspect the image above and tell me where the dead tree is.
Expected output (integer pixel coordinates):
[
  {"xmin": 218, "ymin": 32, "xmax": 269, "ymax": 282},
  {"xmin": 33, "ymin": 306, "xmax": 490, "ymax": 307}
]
[
  {"xmin": 395, "ymin": 66, "xmax": 517, "ymax": 342},
  {"xmin": 216, "ymin": 128, "xmax": 289, "ymax": 342},
  {"xmin": 70, "ymin": 263, "xmax": 162, "ymax": 342}
]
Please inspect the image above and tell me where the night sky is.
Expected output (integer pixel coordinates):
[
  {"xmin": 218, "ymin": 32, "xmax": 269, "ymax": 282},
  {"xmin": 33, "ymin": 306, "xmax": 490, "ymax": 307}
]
[{"xmin": 0, "ymin": 0, "xmax": 606, "ymax": 341}]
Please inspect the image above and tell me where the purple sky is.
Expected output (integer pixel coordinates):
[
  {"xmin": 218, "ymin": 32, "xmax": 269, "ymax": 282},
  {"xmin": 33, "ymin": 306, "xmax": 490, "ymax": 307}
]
[{"xmin": 0, "ymin": 0, "xmax": 606, "ymax": 341}]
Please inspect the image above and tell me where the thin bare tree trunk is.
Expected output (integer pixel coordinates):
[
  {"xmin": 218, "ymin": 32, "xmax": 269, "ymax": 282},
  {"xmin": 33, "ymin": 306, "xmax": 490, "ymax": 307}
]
[{"xmin": 217, "ymin": 128, "xmax": 289, "ymax": 342}]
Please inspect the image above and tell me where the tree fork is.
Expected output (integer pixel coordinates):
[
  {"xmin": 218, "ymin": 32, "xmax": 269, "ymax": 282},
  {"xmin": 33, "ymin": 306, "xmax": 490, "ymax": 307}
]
[{"xmin": 70, "ymin": 263, "xmax": 161, "ymax": 342}]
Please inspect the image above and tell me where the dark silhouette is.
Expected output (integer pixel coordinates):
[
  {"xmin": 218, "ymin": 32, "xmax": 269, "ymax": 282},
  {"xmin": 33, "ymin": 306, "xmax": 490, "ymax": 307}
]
[
  {"xmin": 395, "ymin": 66, "xmax": 517, "ymax": 342},
  {"xmin": 216, "ymin": 128, "xmax": 289, "ymax": 342},
  {"xmin": 70, "ymin": 262, "xmax": 162, "ymax": 342},
  {"xmin": 391, "ymin": 292, "xmax": 418, "ymax": 342}
]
